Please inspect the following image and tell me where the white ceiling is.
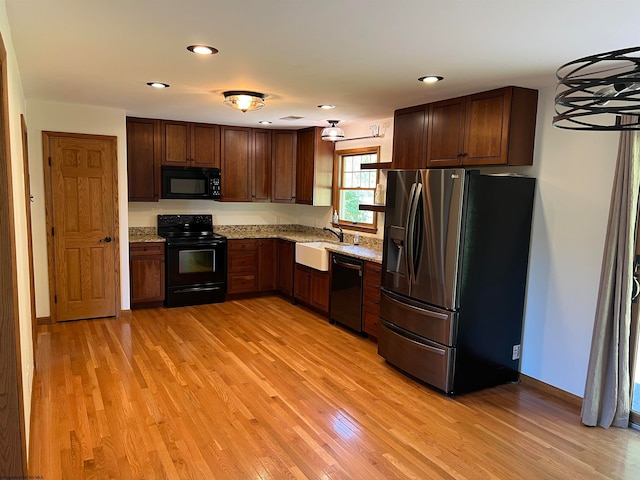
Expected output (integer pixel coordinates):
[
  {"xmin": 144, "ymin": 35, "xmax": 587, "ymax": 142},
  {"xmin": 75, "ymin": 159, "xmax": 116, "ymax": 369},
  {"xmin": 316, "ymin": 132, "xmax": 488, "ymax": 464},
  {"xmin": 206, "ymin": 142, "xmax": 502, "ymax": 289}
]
[{"xmin": 6, "ymin": 0, "xmax": 640, "ymax": 128}]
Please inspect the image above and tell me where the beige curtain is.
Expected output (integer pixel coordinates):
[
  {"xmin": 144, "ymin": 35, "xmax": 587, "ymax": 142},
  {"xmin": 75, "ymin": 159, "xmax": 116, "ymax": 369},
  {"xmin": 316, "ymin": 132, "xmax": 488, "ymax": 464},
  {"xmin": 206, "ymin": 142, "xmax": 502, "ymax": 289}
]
[{"xmin": 582, "ymin": 116, "xmax": 640, "ymax": 428}]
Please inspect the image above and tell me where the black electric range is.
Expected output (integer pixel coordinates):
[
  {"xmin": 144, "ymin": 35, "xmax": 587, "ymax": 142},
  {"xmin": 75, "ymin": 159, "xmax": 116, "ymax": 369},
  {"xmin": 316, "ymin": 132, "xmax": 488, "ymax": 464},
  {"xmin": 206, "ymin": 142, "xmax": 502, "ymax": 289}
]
[{"xmin": 157, "ymin": 214, "xmax": 227, "ymax": 307}]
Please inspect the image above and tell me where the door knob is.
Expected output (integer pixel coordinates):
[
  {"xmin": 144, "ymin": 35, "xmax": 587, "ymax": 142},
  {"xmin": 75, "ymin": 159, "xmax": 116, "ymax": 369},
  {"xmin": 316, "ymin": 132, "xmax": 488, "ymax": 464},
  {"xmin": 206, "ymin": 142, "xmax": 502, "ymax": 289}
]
[{"xmin": 100, "ymin": 236, "xmax": 112, "ymax": 243}]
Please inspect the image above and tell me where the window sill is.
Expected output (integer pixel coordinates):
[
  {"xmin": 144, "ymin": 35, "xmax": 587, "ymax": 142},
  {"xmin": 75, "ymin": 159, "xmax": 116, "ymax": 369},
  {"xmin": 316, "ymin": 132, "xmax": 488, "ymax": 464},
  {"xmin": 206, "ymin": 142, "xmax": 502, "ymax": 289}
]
[{"xmin": 333, "ymin": 222, "xmax": 378, "ymax": 234}]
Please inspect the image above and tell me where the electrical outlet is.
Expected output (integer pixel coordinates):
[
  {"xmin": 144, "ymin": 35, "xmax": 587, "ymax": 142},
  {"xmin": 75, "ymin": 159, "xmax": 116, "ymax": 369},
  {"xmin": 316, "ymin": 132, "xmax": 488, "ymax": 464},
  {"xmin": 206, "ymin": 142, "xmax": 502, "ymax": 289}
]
[{"xmin": 512, "ymin": 344, "xmax": 521, "ymax": 361}]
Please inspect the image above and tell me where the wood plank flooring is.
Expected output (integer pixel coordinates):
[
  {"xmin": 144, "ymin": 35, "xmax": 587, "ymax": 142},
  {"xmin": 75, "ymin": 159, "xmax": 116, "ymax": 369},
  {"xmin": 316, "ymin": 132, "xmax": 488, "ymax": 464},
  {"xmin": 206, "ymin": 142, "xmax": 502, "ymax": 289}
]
[{"xmin": 29, "ymin": 296, "xmax": 640, "ymax": 479}]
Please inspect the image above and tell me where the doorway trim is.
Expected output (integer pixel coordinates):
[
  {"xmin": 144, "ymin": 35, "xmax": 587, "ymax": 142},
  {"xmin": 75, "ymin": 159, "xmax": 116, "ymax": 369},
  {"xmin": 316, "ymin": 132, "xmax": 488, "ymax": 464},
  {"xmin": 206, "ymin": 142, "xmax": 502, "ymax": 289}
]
[
  {"xmin": 0, "ymin": 30, "xmax": 28, "ymax": 476},
  {"xmin": 42, "ymin": 131, "xmax": 121, "ymax": 322}
]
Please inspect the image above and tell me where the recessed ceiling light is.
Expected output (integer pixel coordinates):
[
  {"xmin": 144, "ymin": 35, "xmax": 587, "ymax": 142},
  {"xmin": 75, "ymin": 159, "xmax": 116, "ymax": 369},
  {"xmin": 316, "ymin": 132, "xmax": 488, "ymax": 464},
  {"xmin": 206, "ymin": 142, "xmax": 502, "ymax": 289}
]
[
  {"xmin": 318, "ymin": 104, "xmax": 336, "ymax": 109},
  {"xmin": 187, "ymin": 45, "xmax": 219, "ymax": 55},
  {"xmin": 259, "ymin": 121, "xmax": 272, "ymax": 125},
  {"xmin": 147, "ymin": 82, "xmax": 170, "ymax": 89},
  {"xmin": 418, "ymin": 76, "xmax": 444, "ymax": 84}
]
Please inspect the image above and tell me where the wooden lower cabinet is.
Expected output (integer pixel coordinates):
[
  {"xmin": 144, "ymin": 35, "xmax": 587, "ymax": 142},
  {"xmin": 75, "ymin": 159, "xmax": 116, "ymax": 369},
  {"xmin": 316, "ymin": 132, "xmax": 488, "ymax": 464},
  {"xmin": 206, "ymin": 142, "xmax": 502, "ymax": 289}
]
[
  {"xmin": 258, "ymin": 239, "xmax": 276, "ymax": 291},
  {"xmin": 227, "ymin": 239, "xmax": 258, "ymax": 294},
  {"xmin": 276, "ymin": 239, "xmax": 295, "ymax": 296},
  {"xmin": 130, "ymin": 242, "xmax": 165, "ymax": 308},
  {"xmin": 362, "ymin": 261, "xmax": 382, "ymax": 338},
  {"xmin": 294, "ymin": 263, "xmax": 330, "ymax": 314}
]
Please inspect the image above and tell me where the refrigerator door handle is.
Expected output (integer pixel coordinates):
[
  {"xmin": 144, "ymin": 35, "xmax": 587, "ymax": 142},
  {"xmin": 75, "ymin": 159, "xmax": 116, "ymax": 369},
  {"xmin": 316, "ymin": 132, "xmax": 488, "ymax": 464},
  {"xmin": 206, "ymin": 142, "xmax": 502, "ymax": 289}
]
[
  {"xmin": 407, "ymin": 182, "xmax": 422, "ymax": 283},
  {"xmin": 405, "ymin": 182, "xmax": 417, "ymax": 283}
]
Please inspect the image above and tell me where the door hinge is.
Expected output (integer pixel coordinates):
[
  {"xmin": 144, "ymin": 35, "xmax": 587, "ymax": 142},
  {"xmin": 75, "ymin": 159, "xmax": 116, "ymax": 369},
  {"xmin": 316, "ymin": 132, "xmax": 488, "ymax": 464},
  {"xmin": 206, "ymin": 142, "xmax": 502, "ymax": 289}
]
[
  {"xmin": 48, "ymin": 157, "xmax": 51, "ymax": 166},
  {"xmin": 54, "ymin": 295, "xmax": 57, "ymax": 304},
  {"xmin": 51, "ymin": 226, "xmax": 54, "ymax": 236}
]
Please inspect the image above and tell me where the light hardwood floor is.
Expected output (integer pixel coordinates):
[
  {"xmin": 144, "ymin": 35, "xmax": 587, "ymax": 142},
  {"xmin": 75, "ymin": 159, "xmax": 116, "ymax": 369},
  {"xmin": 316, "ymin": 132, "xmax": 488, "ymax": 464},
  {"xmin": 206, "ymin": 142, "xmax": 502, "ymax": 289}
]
[{"xmin": 29, "ymin": 296, "xmax": 640, "ymax": 479}]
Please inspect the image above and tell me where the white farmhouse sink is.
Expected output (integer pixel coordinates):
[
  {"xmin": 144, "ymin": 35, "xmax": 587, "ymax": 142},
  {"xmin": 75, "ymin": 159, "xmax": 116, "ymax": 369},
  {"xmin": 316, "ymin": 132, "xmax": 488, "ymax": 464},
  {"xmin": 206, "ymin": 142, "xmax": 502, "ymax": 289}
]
[{"xmin": 295, "ymin": 242, "xmax": 332, "ymax": 271}]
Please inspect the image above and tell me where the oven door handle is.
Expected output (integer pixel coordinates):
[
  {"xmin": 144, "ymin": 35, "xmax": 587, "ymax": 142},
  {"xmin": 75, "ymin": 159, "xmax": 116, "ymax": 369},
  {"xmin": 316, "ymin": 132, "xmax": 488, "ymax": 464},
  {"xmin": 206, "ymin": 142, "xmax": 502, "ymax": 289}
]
[{"xmin": 172, "ymin": 285, "xmax": 223, "ymax": 294}]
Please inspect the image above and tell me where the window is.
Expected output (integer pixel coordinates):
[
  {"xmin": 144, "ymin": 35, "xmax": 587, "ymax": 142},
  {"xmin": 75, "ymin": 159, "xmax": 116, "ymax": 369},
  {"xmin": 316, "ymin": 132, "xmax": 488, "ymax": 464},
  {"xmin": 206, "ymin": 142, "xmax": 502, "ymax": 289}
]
[{"xmin": 333, "ymin": 146, "xmax": 380, "ymax": 232}]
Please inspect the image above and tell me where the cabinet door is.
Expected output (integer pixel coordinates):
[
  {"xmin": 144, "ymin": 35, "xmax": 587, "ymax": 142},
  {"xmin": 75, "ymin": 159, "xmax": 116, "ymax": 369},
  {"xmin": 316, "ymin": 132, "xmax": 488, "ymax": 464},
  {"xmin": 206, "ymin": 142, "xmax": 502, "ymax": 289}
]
[
  {"xmin": 310, "ymin": 270, "xmax": 330, "ymax": 313},
  {"xmin": 258, "ymin": 239, "xmax": 276, "ymax": 291},
  {"xmin": 462, "ymin": 88, "xmax": 511, "ymax": 166},
  {"xmin": 192, "ymin": 123, "xmax": 220, "ymax": 168},
  {"xmin": 362, "ymin": 305, "xmax": 380, "ymax": 338},
  {"xmin": 426, "ymin": 97, "xmax": 466, "ymax": 167},
  {"xmin": 162, "ymin": 120, "xmax": 191, "ymax": 166},
  {"xmin": 272, "ymin": 130, "xmax": 296, "ymax": 203},
  {"xmin": 221, "ymin": 126, "xmax": 252, "ymax": 202},
  {"xmin": 252, "ymin": 129, "xmax": 272, "ymax": 202},
  {"xmin": 295, "ymin": 128, "xmax": 315, "ymax": 205},
  {"xmin": 294, "ymin": 264, "xmax": 311, "ymax": 303},
  {"xmin": 126, "ymin": 117, "xmax": 161, "ymax": 202},
  {"xmin": 392, "ymin": 106, "xmax": 426, "ymax": 169},
  {"xmin": 130, "ymin": 243, "xmax": 165, "ymax": 307},
  {"xmin": 276, "ymin": 239, "xmax": 294, "ymax": 296}
]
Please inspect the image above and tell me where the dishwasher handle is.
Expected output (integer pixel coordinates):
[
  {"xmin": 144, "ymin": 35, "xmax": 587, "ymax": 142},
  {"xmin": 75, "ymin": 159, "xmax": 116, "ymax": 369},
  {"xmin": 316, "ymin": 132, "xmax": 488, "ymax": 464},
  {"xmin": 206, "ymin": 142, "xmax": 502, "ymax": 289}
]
[{"xmin": 333, "ymin": 257, "xmax": 363, "ymax": 275}]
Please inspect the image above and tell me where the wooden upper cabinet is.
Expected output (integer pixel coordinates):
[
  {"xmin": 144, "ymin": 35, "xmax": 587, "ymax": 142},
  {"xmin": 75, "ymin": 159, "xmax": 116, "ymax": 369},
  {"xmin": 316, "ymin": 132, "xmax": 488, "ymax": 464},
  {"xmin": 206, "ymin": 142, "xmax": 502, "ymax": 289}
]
[
  {"xmin": 221, "ymin": 125, "xmax": 252, "ymax": 202},
  {"xmin": 192, "ymin": 123, "xmax": 220, "ymax": 168},
  {"xmin": 392, "ymin": 105, "xmax": 427, "ymax": 170},
  {"xmin": 295, "ymin": 127, "xmax": 334, "ymax": 206},
  {"xmin": 252, "ymin": 129, "xmax": 272, "ymax": 202},
  {"xmin": 272, "ymin": 130, "xmax": 296, "ymax": 203},
  {"xmin": 426, "ymin": 97, "xmax": 466, "ymax": 167},
  {"xmin": 463, "ymin": 87, "xmax": 538, "ymax": 167},
  {"xmin": 426, "ymin": 86, "xmax": 538, "ymax": 167},
  {"xmin": 127, "ymin": 117, "xmax": 161, "ymax": 202},
  {"xmin": 161, "ymin": 120, "xmax": 220, "ymax": 168}
]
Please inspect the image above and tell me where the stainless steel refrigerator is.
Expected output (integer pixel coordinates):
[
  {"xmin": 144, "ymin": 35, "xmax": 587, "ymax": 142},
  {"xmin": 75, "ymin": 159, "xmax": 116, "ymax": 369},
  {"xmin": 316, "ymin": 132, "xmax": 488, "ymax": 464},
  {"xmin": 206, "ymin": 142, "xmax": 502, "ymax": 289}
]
[{"xmin": 378, "ymin": 169, "xmax": 535, "ymax": 394}]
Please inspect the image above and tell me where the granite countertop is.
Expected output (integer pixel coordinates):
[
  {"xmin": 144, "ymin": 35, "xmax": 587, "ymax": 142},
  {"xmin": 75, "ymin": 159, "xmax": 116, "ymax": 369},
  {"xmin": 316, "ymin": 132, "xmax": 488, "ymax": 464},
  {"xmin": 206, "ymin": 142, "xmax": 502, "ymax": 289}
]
[
  {"xmin": 128, "ymin": 224, "xmax": 383, "ymax": 264},
  {"xmin": 129, "ymin": 227, "xmax": 165, "ymax": 243}
]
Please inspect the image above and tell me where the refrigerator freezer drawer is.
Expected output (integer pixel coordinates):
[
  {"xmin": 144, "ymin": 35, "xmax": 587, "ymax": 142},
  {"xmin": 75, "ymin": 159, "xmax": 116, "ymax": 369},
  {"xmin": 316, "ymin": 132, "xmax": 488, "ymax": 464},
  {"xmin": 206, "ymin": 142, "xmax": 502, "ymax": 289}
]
[
  {"xmin": 378, "ymin": 320, "xmax": 455, "ymax": 393},
  {"xmin": 380, "ymin": 289, "xmax": 457, "ymax": 346}
]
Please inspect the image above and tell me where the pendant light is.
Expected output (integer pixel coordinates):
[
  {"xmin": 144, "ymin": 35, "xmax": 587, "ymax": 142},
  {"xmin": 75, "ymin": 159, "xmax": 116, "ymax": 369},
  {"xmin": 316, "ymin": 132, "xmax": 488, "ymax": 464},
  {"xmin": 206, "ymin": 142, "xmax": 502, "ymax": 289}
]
[
  {"xmin": 554, "ymin": 46, "xmax": 640, "ymax": 130},
  {"xmin": 223, "ymin": 91, "xmax": 266, "ymax": 113},
  {"xmin": 321, "ymin": 120, "xmax": 345, "ymax": 141}
]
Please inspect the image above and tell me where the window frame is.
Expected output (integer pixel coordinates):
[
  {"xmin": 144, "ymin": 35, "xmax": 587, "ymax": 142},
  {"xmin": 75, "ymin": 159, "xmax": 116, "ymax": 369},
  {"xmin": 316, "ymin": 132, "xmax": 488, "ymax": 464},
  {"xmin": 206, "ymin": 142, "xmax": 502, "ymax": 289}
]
[{"xmin": 332, "ymin": 146, "xmax": 380, "ymax": 234}]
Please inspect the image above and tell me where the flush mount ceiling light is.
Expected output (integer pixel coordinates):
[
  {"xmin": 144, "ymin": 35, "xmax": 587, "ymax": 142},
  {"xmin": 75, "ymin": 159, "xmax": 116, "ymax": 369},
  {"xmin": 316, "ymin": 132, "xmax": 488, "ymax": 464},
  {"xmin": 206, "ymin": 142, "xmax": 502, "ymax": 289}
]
[
  {"xmin": 147, "ymin": 82, "xmax": 170, "ymax": 88},
  {"xmin": 223, "ymin": 90, "xmax": 266, "ymax": 112},
  {"xmin": 187, "ymin": 45, "xmax": 218, "ymax": 55},
  {"xmin": 318, "ymin": 104, "xmax": 336, "ymax": 109},
  {"xmin": 554, "ymin": 46, "xmax": 640, "ymax": 130},
  {"xmin": 321, "ymin": 120, "xmax": 383, "ymax": 142},
  {"xmin": 418, "ymin": 75, "xmax": 444, "ymax": 84}
]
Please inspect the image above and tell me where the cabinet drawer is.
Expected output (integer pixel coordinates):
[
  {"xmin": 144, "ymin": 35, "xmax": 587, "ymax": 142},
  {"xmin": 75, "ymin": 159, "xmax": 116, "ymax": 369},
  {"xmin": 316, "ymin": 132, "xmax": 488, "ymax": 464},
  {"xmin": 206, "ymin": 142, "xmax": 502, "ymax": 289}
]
[
  {"xmin": 130, "ymin": 242, "xmax": 165, "ymax": 256},
  {"xmin": 229, "ymin": 252, "xmax": 258, "ymax": 272},
  {"xmin": 228, "ymin": 273, "xmax": 257, "ymax": 293},
  {"xmin": 363, "ymin": 305, "xmax": 380, "ymax": 338},
  {"xmin": 363, "ymin": 284, "xmax": 381, "ymax": 308},
  {"xmin": 228, "ymin": 239, "xmax": 258, "ymax": 251},
  {"xmin": 364, "ymin": 261, "xmax": 382, "ymax": 278}
]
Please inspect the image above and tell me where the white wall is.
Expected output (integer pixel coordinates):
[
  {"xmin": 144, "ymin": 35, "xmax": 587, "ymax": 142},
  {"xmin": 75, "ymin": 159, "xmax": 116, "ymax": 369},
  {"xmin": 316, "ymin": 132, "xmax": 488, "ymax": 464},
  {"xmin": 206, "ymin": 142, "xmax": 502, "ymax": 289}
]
[
  {"xmin": 518, "ymin": 86, "xmax": 619, "ymax": 396},
  {"xmin": 0, "ymin": 0, "xmax": 33, "ymax": 453},
  {"xmin": 26, "ymin": 100, "xmax": 129, "ymax": 316}
]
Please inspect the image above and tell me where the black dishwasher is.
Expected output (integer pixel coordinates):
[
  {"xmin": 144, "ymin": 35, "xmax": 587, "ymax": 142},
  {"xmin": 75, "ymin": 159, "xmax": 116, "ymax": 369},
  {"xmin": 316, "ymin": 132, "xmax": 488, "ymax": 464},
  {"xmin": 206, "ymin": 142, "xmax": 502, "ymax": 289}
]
[{"xmin": 330, "ymin": 253, "xmax": 364, "ymax": 332}]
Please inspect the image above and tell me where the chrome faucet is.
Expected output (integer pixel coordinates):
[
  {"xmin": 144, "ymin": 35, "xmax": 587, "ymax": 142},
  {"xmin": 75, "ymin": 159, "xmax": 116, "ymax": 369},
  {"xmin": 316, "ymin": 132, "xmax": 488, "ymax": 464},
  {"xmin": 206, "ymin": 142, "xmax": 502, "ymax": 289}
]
[{"xmin": 323, "ymin": 225, "xmax": 344, "ymax": 242}]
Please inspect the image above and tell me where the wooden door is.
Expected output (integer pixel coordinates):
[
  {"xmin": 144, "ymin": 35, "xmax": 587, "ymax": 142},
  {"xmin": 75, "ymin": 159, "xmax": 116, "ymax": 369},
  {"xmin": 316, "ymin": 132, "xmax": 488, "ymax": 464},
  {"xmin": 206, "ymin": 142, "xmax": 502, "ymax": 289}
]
[
  {"xmin": 272, "ymin": 130, "xmax": 296, "ymax": 203},
  {"xmin": 252, "ymin": 129, "xmax": 271, "ymax": 202},
  {"xmin": 162, "ymin": 120, "xmax": 190, "ymax": 166},
  {"xmin": 295, "ymin": 128, "xmax": 315, "ymax": 204},
  {"xmin": 192, "ymin": 123, "xmax": 220, "ymax": 168},
  {"xmin": 462, "ymin": 88, "xmax": 511, "ymax": 166},
  {"xmin": 45, "ymin": 133, "xmax": 118, "ymax": 321},
  {"xmin": 126, "ymin": 117, "xmax": 161, "ymax": 201},
  {"xmin": 392, "ymin": 105, "xmax": 426, "ymax": 169}
]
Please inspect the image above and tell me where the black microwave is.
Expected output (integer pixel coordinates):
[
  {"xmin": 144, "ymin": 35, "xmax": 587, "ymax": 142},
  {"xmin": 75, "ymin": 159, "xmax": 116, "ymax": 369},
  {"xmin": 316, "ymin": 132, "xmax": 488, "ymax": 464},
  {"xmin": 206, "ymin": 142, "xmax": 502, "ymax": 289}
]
[{"xmin": 161, "ymin": 166, "xmax": 221, "ymax": 200}]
